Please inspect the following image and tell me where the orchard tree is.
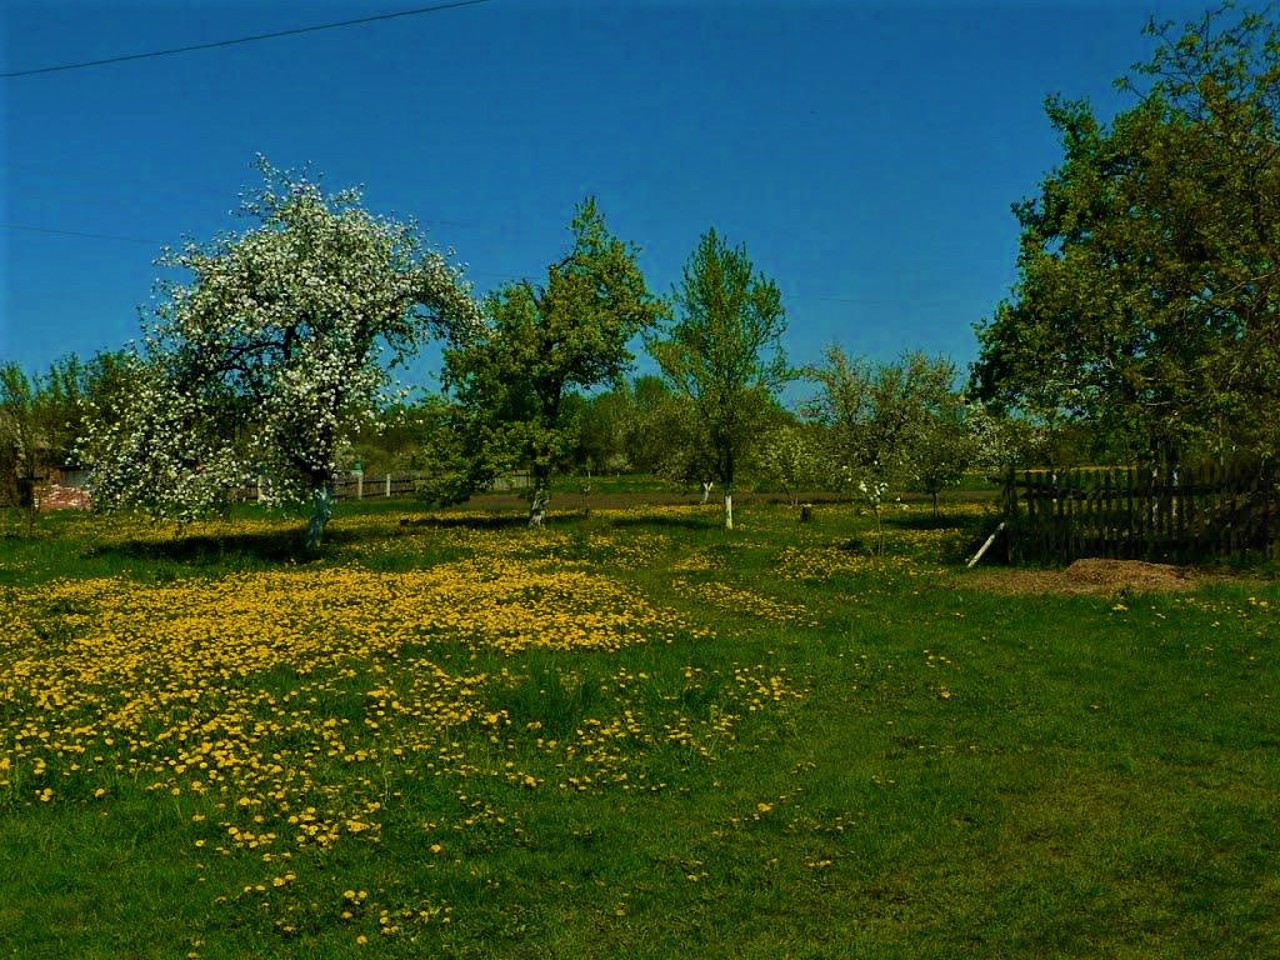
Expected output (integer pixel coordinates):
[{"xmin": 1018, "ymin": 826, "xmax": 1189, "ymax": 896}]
[
  {"xmin": 963, "ymin": 402, "xmax": 1047, "ymax": 476},
  {"xmin": 85, "ymin": 159, "xmax": 479, "ymax": 548},
  {"xmin": 806, "ymin": 347, "xmax": 961, "ymax": 542},
  {"xmin": 757, "ymin": 422, "xmax": 827, "ymax": 506},
  {"xmin": 649, "ymin": 229, "xmax": 790, "ymax": 529},
  {"xmin": 412, "ymin": 393, "xmax": 500, "ymax": 508},
  {"xmin": 907, "ymin": 392, "xmax": 972, "ymax": 517},
  {"xmin": 971, "ymin": 4, "xmax": 1280, "ymax": 464},
  {"xmin": 442, "ymin": 199, "xmax": 665, "ymax": 526}
]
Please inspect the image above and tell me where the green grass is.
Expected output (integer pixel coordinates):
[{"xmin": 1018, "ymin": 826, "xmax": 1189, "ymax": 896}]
[{"xmin": 1, "ymin": 496, "xmax": 1277, "ymax": 958}]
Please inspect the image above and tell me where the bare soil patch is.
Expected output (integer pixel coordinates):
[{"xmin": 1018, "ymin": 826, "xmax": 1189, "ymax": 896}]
[{"xmin": 967, "ymin": 558, "xmax": 1200, "ymax": 596}]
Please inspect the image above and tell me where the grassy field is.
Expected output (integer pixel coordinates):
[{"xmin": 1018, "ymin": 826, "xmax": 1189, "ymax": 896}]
[{"xmin": 2, "ymin": 490, "xmax": 1277, "ymax": 959}]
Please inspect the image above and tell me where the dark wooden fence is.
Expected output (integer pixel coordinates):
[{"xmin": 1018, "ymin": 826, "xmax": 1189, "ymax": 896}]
[{"xmin": 1002, "ymin": 462, "xmax": 1279, "ymax": 563}]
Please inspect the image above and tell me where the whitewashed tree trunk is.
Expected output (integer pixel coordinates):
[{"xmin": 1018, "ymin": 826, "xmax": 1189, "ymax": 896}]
[
  {"xmin": 701, "ymin": 480, "xmax": 714, "ymax": 504},
  {"xmin": 529, "ymin": 484, "xmax": 548, "ymax": 528},
  {"xmin": 305, "ymin": 482, "xmax": 335, "ymax": 551},
  {"xmin": 723, "ymin": 490, "xmax": 734, "ymax": 530}
]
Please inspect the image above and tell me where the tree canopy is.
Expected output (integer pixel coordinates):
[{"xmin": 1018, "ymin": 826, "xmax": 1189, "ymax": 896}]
[
  {"xmin": 970, "ymin": 4, "xmax": 1280, "ymax": 464},
  {"xmin": 806, "ymin": 347, "xmax": 963, "ymax": 509},
  {"xmin": 649, "ymin": 228, "xmax": 789, "ymax": 528},
  {"xmin": 85, "ymin": 159, "xmax": 479, "ymax": 546},
  {"xmin": 441, "ymin": 198, "xmax": 665, "ymax": 524}
]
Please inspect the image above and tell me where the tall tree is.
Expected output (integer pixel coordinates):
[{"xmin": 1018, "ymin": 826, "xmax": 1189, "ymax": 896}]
[
  {"xmin": 442, "ymin": 199, "xmax": 665, "ymax": 525},
  {"xmin": 649, "ymin": 229, "xmax": 790, "ymax": 529},
  {"xmin": 971, "ymin": 4, "xmax": 1280, "ymax": 464},
  {"xmin": 84, "ymin": 159, "xmax": 479, "ymax": 547}
]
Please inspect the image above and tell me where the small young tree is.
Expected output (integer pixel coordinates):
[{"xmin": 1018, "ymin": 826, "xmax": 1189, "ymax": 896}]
[
  {"xmin": 84, "ymin": 159, "xmax": 479, "ymax": 548},
  {"xmin": 649, "ymin": 229, "xmax": 790, "ymax": 529},
  {"xmin": 443, "ymin": 199, "xmax": 665, "ymax": 525},
  {"xmin": 757, "ymin": 422, "xmax": 827, "ymax": 506},
  {"xmin": 807, "ymin": 347, "xmax": 961, "ymax": 543}
]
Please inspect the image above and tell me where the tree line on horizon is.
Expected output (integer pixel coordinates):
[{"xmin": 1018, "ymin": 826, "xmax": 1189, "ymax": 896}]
[{"xmin": 4, "ymin": 4, "xmax": 1277, "ymax": 547}]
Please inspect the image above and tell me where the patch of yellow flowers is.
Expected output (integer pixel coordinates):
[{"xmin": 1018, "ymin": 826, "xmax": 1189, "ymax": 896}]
[{"xmin": 1, "ymin": 511, "xmax": 812, "ymax": 943}]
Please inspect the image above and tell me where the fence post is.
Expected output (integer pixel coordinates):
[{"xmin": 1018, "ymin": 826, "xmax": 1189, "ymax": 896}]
[{"xmin": 385, "ymin": 474, "xmax": 392, "ymax": 497}]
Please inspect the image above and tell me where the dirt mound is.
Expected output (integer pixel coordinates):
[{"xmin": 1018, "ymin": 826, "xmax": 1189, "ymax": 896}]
[
  {"xmin": 968, "ymin": 558, "xmax": 1198, "ymax": 596},
  {"xmin": 1062, "ymin": 558, "xmax": 1194, "ymax": 592}
]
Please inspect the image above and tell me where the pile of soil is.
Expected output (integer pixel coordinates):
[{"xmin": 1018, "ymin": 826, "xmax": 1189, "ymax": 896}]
[{"xmin": 968, "ymin": 558, "xmax": 1199, "ymax": 596}]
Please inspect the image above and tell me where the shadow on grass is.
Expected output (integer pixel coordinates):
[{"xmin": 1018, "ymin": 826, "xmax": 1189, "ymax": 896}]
[
  {"xmin": 84, "ymin": 526, "xmax": 346, "ymax": 567},
  {"xmin": 400, "ymin": 513, "xmax": 536, "ymax": 531},
  {"xmin": 399, "ymin": 512, "xmax": 597, "ymax": 531},
  {"xmin": 608, "ymin": 515, "xmax": 717, "ymax": 531},
  {"xmin": 886, "ymin": 513, "xmax": 972, "ymax": 531}
]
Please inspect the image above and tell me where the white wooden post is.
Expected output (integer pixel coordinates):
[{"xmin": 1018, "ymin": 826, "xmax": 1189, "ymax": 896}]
[{"xmin": 385, "ymin": 474, "xmax": 391, "ymax": 497}]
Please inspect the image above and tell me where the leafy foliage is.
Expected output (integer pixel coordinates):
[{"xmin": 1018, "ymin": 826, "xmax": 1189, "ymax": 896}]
[
  {"xmin": 442, "ymin": 198, "xmax": 665, "ymax": 524},
  {"xmin": 756, "ymin": 422, "xmax": 827, "ymax": 505},
  {"xmin": 84, "ymin": 159, "xmax": 478, "ymax": 545},
  {"xmin": 1, "ymin": 353, "xmax": 126, "ymax": 516},
  {"xmin": 649, "ymin": 229, "xmax": 790, "ymax": 527},
  {"xmin": 971, "ymin": 4, "xmax": 1280, "ymax": 462}
]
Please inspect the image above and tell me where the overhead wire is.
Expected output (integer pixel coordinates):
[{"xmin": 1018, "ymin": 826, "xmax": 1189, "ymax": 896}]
[
  {"xmin": 2, "ymin": 0, "xmax": 493, "ymax": 79},
  {"xmin": 1, "ymin": 223, "xmax": 166, "ymax": 246}
]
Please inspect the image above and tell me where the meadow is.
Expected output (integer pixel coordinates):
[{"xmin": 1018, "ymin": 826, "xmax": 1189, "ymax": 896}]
[{"xmin": 1, "ymin": 488, "xmax": 1277, "ymax": 959}]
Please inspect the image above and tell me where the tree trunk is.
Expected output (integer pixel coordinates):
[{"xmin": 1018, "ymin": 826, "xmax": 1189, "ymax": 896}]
[
  {"xmin": 723, "ymin": 490, "xmax": 733, "ymax": 530},
  {"xmin": 701, "ymin": 480, "xmax": 713, "ymax": 504},
  {"xmin": 528, "ymin": 468, "xmax": 550, "ymax": 527},
  {"xmin": 305, "ymin": 480, "xmax": 335, "ymax": 551}
]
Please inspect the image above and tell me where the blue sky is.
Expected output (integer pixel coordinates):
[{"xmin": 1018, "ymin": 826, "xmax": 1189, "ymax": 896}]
[{"xmin": 2, "ymin": 0, "xmax": 1205, "ymax": 391}]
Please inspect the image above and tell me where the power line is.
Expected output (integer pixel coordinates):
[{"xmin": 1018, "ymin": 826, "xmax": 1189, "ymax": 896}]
[
  {"xmin": 1, "ymin": 223, "xmax": 166, "ymax": 246},
  {"xmin": 813, "ymin": 295, "xmax": 973, "ymax": 307},
  {"xmin": 2, "ymin": 0, "xmax": 493, "ymax": 79}
]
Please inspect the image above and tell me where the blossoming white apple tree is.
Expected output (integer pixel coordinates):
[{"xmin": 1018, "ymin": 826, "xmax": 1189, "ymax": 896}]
[{"xmin": 86, "ymin": 159, "xmax": 480, "ymax": 548}]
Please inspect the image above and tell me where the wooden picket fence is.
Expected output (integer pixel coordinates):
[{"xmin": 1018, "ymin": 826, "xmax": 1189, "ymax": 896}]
[{"xmin": 1001, "ymin": 461, "xmax": 1280, "ymax": 563}]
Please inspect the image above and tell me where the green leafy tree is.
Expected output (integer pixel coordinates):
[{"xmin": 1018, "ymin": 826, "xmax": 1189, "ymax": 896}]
[
  {"xmin": 0, "ymin": 364, "xmax": 40, "ymax": 514},
  {"xmin": 84, "ymin": 159, "xmax": 479, "ymax": 548},
  {"xmin": 971, "ymin": 4, "xmax": 1280, "ymax": 464},
  {"xmin": 0, "ymin": 354, "xmax": 115, "ymax": 523},
  {"xmin": 575, "ymin": 382, "xmax": 638, "ymax": 477},
  {"xmin": 621, "ymin": 375, "xmax": 677, "ymax": 476},
  {"xmin": 806, "ymin": 347, "xmax": 960, "ymax": 544},
  {"xmin": 757, "ymin": 421, "xmax": 827, "ymax": 506},
  {"xmin": 908, "ymin": 398, "xmax": 972, "ymax": 517},
  {"xmin": 649, "ymin": 229, "xmax": 790, "ymax": 529},
  {"xmin": 411, "ymin": 393, "xmax": 499, "ymax": 507},
  {"xmin": 442, "ymin": 199, "xmax": 665, "ymax": 525}
]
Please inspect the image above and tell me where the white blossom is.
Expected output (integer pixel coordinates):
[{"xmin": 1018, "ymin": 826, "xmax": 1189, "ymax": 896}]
[{"xmin": 84, "ymin": 159, "xmax": 479, "ymax": 545}]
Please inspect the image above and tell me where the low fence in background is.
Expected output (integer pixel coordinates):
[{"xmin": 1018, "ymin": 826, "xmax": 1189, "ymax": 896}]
[
  {"xmin": 233, "ymin": 471, "xmax": 533, "ymax": 503},
  {"xmin": 1002, "ymin": 462, "xmax": 1279, "ymax": 564},
  {"xmin": 234, "ymin": 474, "xmax": 417, "ymax": 502}
]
